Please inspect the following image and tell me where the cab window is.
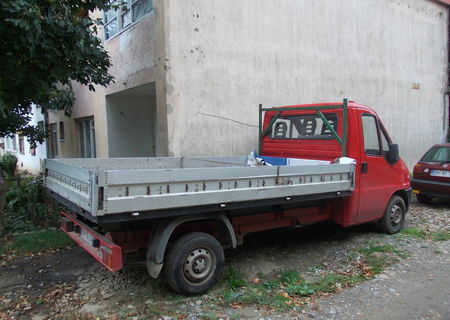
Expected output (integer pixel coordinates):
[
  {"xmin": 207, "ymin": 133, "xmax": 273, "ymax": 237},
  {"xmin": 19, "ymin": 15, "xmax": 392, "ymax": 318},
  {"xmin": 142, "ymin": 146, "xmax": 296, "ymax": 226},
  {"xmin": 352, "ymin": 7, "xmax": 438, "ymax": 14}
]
[
  {"xmin": 381, "ymin": 129, "xmax": 390, "ymax": 158},
  {"xmin": 362, "ymin": 115, "xmax": 381, "ymax": 156}
]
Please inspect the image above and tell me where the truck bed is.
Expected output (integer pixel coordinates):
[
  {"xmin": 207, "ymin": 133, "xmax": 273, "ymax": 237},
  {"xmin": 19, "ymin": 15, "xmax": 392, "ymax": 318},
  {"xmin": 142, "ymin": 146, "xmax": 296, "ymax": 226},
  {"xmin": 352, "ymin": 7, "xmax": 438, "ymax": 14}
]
[{"xmin": 45, "ymin": 156, "xmax": 355, "ymax": 223}]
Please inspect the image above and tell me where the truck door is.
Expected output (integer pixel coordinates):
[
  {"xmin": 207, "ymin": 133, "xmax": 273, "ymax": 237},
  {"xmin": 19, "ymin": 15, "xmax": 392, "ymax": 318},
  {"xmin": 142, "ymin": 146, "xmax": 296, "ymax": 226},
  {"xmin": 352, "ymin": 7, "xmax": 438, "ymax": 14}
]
[{"xmin": 357, "ymin": 113, "xmax": 395, "ymax": 221}]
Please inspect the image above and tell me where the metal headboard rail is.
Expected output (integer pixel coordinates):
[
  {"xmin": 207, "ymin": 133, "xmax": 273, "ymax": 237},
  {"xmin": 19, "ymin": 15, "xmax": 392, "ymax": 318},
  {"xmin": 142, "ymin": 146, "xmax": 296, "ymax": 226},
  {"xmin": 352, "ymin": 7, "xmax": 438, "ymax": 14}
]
[{"xmin": 258, "ymin": 98, "xmax": 349, "ymax": 157}]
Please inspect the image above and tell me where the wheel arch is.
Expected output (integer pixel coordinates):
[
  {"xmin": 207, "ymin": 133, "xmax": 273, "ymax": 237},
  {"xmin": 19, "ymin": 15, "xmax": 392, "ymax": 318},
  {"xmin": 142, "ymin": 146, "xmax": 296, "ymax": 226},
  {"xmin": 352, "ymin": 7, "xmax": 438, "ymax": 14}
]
[
  {"xmin": 392, "ymin": 188, "xmax": 411, "ymax": 211},
  {"xmin": 146, "ymin": 214, "xmax": 236, "ymax": 279}
]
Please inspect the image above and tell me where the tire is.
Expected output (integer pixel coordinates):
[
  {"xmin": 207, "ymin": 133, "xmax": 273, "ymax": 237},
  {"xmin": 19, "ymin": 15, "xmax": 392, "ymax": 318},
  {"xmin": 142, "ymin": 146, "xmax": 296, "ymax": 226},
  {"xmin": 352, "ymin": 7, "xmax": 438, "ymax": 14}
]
[
  {"xmin": 165, "ymin": 232, "xmax": 224, "ymax": 295},
  {"xmin": 416, "ymin": 194, "xmax": 432, "ymax": 205},
  {"xmin": 378, "ymin": 195, "xmax": 406, "ymax": 234}
]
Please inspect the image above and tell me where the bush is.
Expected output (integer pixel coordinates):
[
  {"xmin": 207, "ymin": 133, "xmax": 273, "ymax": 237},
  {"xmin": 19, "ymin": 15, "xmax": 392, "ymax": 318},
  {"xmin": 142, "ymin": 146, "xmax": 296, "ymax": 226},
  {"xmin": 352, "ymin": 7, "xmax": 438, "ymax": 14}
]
[
  {"xmin": 1, "ymin": 174, "xmax": 60, "ymax": 235},
  {"xmin": 0, "ymin": 153, "xmax": 17, "ymax": 181}
]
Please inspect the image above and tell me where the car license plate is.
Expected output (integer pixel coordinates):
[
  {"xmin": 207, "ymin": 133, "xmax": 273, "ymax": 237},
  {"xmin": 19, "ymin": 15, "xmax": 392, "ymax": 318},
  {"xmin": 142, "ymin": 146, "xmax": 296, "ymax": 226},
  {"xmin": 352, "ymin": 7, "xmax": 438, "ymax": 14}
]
[{"xmin": 430, "ymin": 169, "xmax": 450, "ymax": 178}]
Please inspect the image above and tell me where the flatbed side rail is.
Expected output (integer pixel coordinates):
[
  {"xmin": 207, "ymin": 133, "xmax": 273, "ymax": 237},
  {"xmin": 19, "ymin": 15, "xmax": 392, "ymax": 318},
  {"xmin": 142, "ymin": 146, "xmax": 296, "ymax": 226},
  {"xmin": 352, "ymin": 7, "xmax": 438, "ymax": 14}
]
[
  {"xmin": 258, "ymin": 98, "xmax": 349, "ymax": 156},
  {"xmin": 45, "ymin": 159, "xmax": 97, "ymax": 213},
  {"xmin": 60, "ymin": 211, "xmax": 123, "ymax": 272},
  {"xmin": 101, "ymin": 163, "xmax": 354, "ymax": 214}
]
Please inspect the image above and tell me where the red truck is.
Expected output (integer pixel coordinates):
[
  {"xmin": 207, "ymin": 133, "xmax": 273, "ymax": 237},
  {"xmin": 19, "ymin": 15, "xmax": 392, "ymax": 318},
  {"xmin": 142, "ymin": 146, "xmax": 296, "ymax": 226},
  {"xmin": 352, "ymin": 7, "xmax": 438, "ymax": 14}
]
[{"xmin": 45, "ymin": 99, "xmax": 411, "ymax": 295}]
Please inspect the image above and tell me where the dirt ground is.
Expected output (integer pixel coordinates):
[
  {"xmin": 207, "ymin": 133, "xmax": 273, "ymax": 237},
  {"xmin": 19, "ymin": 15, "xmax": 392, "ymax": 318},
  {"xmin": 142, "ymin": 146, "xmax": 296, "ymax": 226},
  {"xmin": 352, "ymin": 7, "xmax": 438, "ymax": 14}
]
[{"xmin": 0, "ymin": 201, "xmax": 449, "ymax": 320}]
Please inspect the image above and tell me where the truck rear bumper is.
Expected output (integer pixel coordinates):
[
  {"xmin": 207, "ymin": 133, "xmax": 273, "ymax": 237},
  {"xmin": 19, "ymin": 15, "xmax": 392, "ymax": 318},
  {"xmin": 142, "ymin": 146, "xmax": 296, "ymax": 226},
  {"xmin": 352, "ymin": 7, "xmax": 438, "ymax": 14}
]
[{"xmin": 60, "ymin": 211, "xmax": 123, "ymax": 272}]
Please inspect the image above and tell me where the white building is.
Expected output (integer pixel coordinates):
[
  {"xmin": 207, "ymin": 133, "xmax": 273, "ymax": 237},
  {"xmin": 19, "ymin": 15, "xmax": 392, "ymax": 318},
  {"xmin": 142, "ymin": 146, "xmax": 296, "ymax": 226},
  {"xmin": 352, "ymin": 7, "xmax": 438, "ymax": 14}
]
[{"xmin": 1, "ymin": 105, "xmax": 47, "ymax": 174}]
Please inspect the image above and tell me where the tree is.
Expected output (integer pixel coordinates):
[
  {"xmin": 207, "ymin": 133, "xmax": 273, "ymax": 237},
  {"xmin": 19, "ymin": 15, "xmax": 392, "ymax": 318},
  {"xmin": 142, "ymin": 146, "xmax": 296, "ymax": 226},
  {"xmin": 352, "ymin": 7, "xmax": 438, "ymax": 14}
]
[{"xmin": 0, "ymin": 0, "xmax": 114, "ymax": 146}]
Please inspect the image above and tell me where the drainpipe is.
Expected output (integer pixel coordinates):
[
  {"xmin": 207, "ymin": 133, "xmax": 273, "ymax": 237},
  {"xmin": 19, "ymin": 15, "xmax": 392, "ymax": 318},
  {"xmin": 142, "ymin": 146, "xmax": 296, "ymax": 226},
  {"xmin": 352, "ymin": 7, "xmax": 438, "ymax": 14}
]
[{"xmin": 445, "ymin": 91, "xmax": 450, "ymax": 142}]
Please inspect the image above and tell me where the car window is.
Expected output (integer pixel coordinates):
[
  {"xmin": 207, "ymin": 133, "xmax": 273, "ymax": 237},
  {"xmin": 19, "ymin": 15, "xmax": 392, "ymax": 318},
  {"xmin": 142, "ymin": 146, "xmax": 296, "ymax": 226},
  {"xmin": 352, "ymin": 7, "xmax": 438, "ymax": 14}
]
[
  {"xmin": 421, "ymin": 146, "xmax": 450, "ymax": 163},
  {"xmin": 270, "ymin": 113, "xmax": 338, "ymax": 140},
  {"xmin": 381, "ymin": 129, "xmax": 390, "ymax": 157}
]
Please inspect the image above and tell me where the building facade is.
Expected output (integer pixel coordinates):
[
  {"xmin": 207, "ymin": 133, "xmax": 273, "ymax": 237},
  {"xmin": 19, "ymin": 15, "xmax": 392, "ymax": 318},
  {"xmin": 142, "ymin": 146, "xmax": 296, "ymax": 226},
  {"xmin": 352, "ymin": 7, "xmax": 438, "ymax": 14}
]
[
  {"xmin": 48, "ymin": 0, "xmax": 449, "ymax": 169},
  {"xmin": 1, "ymin": 105, "xmax": 47, "ymax": 174}
]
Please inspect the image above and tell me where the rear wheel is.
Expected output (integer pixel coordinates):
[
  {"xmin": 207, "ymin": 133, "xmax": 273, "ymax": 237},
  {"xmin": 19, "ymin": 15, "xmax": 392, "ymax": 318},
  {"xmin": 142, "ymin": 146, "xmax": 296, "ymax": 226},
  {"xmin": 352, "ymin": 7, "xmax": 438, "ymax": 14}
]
[
  {"xmin": 378, "ymin": 195, "xmax": 406, "ymax": 234},
  {"xmin": 416, "ymin": 194, "xmax": 432, "ymax": 204},
  {"xmin": 165, "ymin": 232, "xmax": 224, "ymax": 295}
]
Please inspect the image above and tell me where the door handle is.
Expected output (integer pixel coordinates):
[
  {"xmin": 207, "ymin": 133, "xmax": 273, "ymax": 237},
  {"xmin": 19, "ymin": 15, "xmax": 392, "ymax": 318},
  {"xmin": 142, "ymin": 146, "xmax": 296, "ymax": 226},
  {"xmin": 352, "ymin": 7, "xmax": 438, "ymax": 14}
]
[{"xmin": 361, "ymin": 162, "xmax": 368, "ymax": 174}]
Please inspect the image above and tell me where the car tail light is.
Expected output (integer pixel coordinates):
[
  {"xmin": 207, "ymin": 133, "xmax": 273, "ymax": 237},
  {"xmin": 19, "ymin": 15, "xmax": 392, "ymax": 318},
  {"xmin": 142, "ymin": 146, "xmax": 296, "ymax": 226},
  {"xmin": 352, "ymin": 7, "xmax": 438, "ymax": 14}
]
[{"xmin": 413, "ymin": 163, "xmax": 423, "ymax": 174}]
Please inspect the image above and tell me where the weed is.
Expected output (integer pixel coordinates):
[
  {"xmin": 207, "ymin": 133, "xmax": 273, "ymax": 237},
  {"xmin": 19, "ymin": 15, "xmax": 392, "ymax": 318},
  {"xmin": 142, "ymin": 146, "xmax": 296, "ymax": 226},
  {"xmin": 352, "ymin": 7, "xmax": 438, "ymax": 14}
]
[
  {"xmin": 431, "ymin": 230, "xmax": 450, "ymax": 241},
  {"xmin": 401, "ymin": 227, "xmax": 427, "ymax": 239},
  {"xmin": 434, "ymin": 249, "xmax": 444, "ymax": 255},
  {"xmin": 363, "ymin": 254, "xmax": 392, "ymax": 274},
  {"xmin": 359, "ymin": 242, "xmax": 409, "ymax": 258},
  {"xmin": 312, "ymin": 273, "xmax": 362, "ymax": 292},
  {"xmin": 146, "ymin": 304, "xmax": 164, "ymax": 318},
  {"xmin": 358, "ymin": 242, "xmax": 396, "ymax": 255},
  {"xmin": 279, "ymin": 269, "xmax": 301, "ymax": 284},
  {"xmin": 262, "ymin": 276, "xmax": 281, "ymax": 291},
  {"xmin": 203, "ymin": 312, "xmax": 218, "ymax": 320},
  {"xmin": 400, "ymin": 227, "xmax": 449, "ymax": 242},
  {"xmin": 357, "ymin": 241, "xmax": 408, "ymax": 275},
  {"xmin": 1, "ymin": 173, "xmax": 63, "ymax": 235},
  {"xmin": 0, "ymin": 153, "xmax": 17, "ymax": 181},
  {"xmin": 0, "ymin": 229, "xmax": 73, "ymax": 254},
  {"xmin": 230, "ymin": 313, "xmax": 242, "ymax": 320},
  {"xmin": 224, "ymin": 268, "xmax": 246, "ymax": 290},
  {"xmin": 285, "ymin": 282, "xmax": 315, "ymax": 296},
  {"xmin": 222, "ymin": 284, "xmax": 290, "ymax": 311}
]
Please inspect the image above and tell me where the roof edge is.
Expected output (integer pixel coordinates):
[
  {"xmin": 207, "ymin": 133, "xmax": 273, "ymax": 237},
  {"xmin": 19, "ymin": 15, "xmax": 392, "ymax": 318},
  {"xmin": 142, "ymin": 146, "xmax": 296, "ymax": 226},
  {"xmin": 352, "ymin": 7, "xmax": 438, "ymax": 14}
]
[{"xmin": 429, "ymin": 0, "xmax": 450, "ymax": 6}]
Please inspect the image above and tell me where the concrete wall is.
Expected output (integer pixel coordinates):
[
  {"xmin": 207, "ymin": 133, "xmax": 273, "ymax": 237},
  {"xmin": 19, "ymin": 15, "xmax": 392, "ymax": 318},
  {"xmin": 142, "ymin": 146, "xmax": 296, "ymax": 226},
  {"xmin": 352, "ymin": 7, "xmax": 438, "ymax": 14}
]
[
  {"xmin": 2, "ymin": 105, "xmax": 47, "ymax": 174},
  {"xmin": 163, "ymin": 0, "xmax": 448, "ymax": 169},
  {"xmin": 107, "ymin": 93, "xmax": 157, "ymax": 157},
  {"xmin": 48, "ymin": 9, "xmax": 166, "ymax": 157}
]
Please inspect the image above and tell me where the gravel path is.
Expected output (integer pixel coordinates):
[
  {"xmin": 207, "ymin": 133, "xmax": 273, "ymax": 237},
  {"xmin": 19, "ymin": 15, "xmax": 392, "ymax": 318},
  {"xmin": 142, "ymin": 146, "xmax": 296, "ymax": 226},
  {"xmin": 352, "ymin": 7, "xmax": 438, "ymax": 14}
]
[
  {"xmin": 297, "ymin": 240, "xmax": 450, "ymax": 320},
  {"xmin": 0, "ymin": 201, "xmax": 449, "ymax": 320}
]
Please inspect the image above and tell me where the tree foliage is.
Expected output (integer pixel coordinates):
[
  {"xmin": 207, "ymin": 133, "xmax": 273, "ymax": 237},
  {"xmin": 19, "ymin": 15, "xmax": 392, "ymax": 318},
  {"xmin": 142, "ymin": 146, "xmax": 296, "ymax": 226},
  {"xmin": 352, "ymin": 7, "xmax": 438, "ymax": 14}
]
[{"xmin": 0, "ymin": 0, "xmax": 114, "ymax": 145}]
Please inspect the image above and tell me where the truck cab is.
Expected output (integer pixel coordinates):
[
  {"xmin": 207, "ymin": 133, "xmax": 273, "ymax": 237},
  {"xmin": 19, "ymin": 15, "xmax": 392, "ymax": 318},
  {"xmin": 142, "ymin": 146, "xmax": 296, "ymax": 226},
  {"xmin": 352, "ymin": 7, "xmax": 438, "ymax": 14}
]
[{"xmin": 260, "ymin": 100, "xmax": 411, "ymax": 229}]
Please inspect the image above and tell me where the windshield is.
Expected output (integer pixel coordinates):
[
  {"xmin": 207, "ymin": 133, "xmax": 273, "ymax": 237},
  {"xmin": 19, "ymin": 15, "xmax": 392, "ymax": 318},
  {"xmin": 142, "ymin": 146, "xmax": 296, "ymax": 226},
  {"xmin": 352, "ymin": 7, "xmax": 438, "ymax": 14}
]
[{"xmin": 421, "ymin": 146, "xmax": 450, "ymax": 163}]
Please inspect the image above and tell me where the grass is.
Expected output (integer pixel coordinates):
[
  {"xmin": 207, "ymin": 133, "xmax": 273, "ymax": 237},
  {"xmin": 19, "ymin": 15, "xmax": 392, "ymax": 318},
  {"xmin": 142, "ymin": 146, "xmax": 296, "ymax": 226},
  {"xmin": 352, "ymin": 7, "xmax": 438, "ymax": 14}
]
[
  {"xmin": 401, "ymin": 227, "xmax": 427, "ymax": 239},
  {"xmin": 357, "ymin": 241, "xmax": 409, "ymax": 275},
  {"xmin": 430, "ymin": 230, "xmax": 450, "ymax": 241},
  {"xmin": 219, "ymin": 241, "xmax": 410, "ymax": 311},
  {"xmin": 203, "ymin": 312, "xmax": 218, "ymax": 320},
  {"xmin": 0, "ymin": 229, "xmax": 74, "ymax": 254},
  {"xmin": 220, "ymin": 268, "xmax": 366, "ymax": 311},
  {"xmin": 401, "ymin": 227, "xmax": 450, "ymax": 242},
  {"xmin": 311, "ymin": 273, "xmax": 362, "ymax": 292},
  {"xmin": 224, "ymin": 267, "xmax": 246, "ymax": 290}
]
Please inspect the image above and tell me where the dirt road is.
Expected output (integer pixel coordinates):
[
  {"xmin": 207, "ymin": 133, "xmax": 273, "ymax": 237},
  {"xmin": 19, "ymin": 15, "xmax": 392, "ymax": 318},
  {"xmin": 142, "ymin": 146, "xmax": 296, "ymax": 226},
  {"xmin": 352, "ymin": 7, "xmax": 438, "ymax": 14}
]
[{"xmin": 0, "ymin": 201, "xmax": 449, "ymax": 320}]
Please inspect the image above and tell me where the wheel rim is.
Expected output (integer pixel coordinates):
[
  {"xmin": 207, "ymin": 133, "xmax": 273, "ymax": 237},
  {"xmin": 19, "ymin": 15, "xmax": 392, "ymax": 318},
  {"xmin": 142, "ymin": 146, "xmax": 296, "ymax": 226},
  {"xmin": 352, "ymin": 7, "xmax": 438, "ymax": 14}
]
[
  {"xmin": 183, "ymin": 247, "xmax": 216, "ymax": 286},
  {"xmin": 389, "ymin": 204, "xmax": 403, "ymax": 226}
]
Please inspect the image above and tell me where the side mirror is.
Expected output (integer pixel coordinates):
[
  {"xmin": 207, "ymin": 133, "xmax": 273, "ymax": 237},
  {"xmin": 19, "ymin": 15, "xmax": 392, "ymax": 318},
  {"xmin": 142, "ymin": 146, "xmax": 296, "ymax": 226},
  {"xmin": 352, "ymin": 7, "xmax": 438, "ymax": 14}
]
[{"xmin": 388, "ymin": 143, "xmax": 400, "ymax": 164}]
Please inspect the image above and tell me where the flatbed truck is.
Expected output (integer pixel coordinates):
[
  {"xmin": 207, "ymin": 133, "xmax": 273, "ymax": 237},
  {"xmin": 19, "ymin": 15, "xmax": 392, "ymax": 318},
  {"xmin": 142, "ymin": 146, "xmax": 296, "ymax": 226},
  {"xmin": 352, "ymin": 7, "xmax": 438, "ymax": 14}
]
[{"xmin": 44, "ymin": 99, "xmax": 411, "ymax": 294}]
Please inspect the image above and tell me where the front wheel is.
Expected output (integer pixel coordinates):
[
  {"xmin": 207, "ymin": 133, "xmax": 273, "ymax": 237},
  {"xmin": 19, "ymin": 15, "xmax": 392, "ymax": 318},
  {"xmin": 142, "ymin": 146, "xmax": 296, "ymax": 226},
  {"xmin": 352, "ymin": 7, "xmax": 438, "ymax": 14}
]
[
  {"xmin": 377, "ymin": 195, "xmax": 406, "ymax": 234},
  {"xmin": 165, "ymin": 232, "xmax": 224, "ymax": 295}
]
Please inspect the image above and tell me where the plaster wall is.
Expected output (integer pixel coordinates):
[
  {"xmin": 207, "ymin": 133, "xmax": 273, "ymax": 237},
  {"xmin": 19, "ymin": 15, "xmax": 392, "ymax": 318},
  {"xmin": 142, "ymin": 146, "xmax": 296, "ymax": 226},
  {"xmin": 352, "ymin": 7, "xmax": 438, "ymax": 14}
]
[
  {"xmin": 163, "ymin": 0, "xmax": 448, "ymax": 169},
  {"xmin": 48, "ymin": 10, "xmax": 165, "ymax": 158},
  {"xmin": 107, "ymin": 94, "xmax": 156, "ymax": 157}
]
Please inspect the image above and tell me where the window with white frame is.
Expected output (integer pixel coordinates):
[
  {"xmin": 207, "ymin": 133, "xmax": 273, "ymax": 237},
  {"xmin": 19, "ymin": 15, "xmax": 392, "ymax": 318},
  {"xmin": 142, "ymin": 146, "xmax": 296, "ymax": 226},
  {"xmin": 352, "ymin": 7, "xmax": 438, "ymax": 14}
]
[{"xmin": 104, "ymin": 0, "xmax": 153, "ymax": 40}]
